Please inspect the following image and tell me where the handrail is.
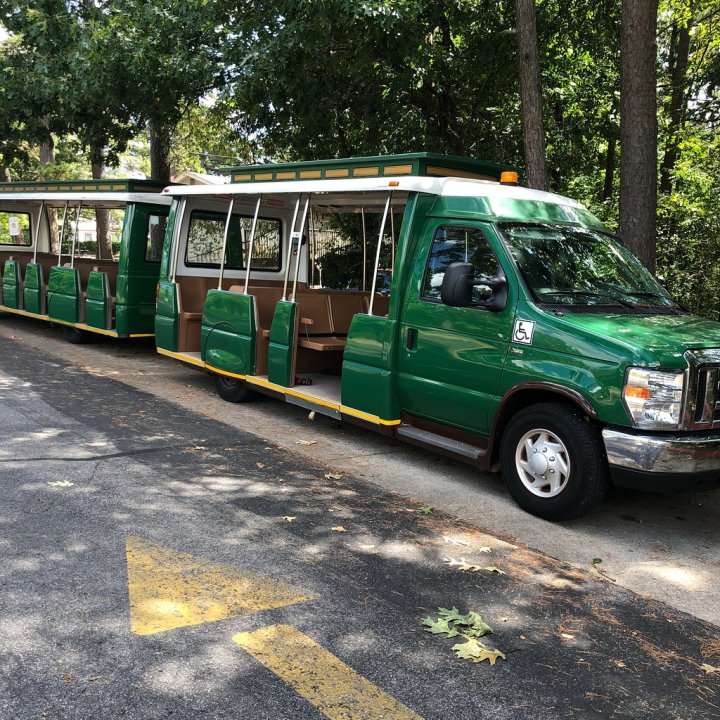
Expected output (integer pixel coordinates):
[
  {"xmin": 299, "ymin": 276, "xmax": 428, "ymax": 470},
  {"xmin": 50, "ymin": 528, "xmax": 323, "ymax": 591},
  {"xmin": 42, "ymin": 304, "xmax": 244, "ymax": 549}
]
[
  {"xmin": 368, "ymin": 192, "xmax": 393, "ymax": 316},
  {"xmin": 243, "ymin": 195, "xmax": 263, "ymax": 294},
  {"xmin": 32, "ymin": 200, "xmax": 45, "ymax": 264},
  {"xmin": 58, "ymin": 201, "xmax": 69, "ymax": 266},
  {"xmin": 70, "ymin": 202, "xmax": 82, "ymax": 268},
  {"xmin": 170, "ymin": 198, "xmax": 186, "ymax": 283},
  {"xmin": 217, "ymin": 197, "xmax": 236, "ymax": 290},
  {"xmin": 282, "ymin": 196, "xmax": 302, "ymax": 300},
  {"xmin": 291, "ymin": 196, "xmax": 311, "ymax": 301}
]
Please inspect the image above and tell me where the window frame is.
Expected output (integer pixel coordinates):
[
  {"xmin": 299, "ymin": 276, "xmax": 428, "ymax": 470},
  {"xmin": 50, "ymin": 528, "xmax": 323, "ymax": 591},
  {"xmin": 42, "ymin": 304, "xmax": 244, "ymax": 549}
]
[
  {"xmin": 0, "ymin": 210, "xmax": 33, "ymax": 247},
  {"xmin": 420, "ymin": 222, "xmax": 503, "ymax": 308},
  {"xmin": 183, "ymin": 209, "xmax": 283, "ymax": 272}
]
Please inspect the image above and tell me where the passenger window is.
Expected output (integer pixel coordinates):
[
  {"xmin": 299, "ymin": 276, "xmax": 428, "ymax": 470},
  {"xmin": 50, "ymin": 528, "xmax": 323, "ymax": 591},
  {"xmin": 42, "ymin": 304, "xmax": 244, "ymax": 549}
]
[
  {"xmin": 421, "ymin": 225, "xmax": 499, "ymax": 301},
  {"xmin": 0, "ymin": 212, "xmax": 32, "ymax": 246},
  {"xmin": 146, "ymin": 214, "xmax": 168, "ymax": 262},
  {"xmin": 184, "ymin": 211, "xmax": 281, "ymax": 271}
]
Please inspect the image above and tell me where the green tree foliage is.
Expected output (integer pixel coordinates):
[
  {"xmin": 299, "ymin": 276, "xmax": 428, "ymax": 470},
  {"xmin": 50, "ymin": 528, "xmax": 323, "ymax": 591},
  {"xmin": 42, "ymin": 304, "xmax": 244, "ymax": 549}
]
[{"xmin": 2, "ymin": 0, "xmax": 720, "ymax": 316}]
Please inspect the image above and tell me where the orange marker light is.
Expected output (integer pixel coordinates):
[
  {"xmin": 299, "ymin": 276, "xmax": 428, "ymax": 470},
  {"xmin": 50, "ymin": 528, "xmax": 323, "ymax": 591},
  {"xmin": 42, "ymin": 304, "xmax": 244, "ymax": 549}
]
[
  {"xmin": 624, "ymin": 386, "xmax": 650, "ymax": 400},
  {"xmin": 500, "ymin": 171, "xmax": 519, "ymax": 185},
  {"xmin": 389, "ymin": 181, "xmax": 400, "ymax": 187}
]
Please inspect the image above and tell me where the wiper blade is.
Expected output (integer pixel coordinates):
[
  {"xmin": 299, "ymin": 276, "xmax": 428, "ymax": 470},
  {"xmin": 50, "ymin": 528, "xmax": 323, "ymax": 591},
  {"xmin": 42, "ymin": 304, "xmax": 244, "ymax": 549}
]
[{"xmin": 561, "ymin": 290, "xmax": 635, "ymax": 308}]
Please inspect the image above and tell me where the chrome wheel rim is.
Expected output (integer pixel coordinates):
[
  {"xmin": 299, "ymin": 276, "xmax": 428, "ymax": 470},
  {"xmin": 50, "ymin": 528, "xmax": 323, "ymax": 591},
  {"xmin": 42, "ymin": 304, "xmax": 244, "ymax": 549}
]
[{"xmin": 515, "ymin": 428, "xmax": 570, "ymax": 498}]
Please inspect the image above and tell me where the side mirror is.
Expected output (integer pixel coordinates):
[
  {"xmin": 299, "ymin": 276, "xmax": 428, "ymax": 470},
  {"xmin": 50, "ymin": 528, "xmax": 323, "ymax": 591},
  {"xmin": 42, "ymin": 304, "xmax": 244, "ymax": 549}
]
[
  {"xmin": 440, "ymin": 262, "xmax": 474, "ymax": 306},
  {"xmin": 440, "ymin": 262, "xmax": 508, "ymax": 312}
]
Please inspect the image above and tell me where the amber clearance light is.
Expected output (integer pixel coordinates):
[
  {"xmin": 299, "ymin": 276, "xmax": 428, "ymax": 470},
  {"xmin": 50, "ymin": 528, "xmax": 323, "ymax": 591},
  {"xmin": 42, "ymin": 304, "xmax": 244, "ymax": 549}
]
[{"xmin": 500, "ymin": 171, "xmax": 519, "ymax": 185}]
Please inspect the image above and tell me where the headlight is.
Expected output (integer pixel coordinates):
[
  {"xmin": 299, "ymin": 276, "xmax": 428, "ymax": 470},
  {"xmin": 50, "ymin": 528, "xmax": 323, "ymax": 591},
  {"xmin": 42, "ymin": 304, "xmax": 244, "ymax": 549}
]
[{"xmin": 623, "ymin": 367, "xmax": 685, "ymax": 429}]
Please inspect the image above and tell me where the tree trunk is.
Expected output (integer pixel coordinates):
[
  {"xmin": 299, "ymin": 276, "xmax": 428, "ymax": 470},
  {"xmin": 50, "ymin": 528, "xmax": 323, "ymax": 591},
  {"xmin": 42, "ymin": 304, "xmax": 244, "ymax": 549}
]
[
  {"xmin": 602, "ymin": 136, "xmax": 617, "ymax": 201},
  {"xmin": 619, "ymin": 0, "xmax": 658, "ymax": 272},
  {"xmin": 0, "ymin": 167, "xmax": 10, "ymax": 182},
  {"xmin": 515, "ymin": 0, "xmax": 548, "ymax": 191},
  {"xmin": 39, "ymin": 124, "xmax": 60, "ymax": 255},
  {"xmin": 149, "ymin": 121, "xmax": 172, "ymax": 182},
  {"xmin": 660, "ymin": 20, "xmax": 691, "ymax": 195},
  {"xmin": 91, "ymin": 156, "xmax": 113, "ymax": 260}
]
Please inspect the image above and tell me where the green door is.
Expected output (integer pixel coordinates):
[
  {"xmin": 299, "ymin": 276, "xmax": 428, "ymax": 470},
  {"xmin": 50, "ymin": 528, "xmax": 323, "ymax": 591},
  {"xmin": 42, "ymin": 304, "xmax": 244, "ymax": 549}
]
[{"xmin": 397, "ymin": 221, "xmax": 515, "ymax": 435}]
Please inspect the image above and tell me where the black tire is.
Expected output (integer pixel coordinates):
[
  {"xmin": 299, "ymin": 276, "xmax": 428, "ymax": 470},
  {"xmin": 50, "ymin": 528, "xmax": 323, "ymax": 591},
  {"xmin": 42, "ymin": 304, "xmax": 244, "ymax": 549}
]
[
  {"xmin": 62, "ymin": 326, "xmax": 91, "ymax": 344},
  {"xmin": 499, "ymin": 402, "xmax": 609, "ymax": 521},
  {"xmin": 213, "ymin": 373, "xmax": 254, "ymax": 403}
]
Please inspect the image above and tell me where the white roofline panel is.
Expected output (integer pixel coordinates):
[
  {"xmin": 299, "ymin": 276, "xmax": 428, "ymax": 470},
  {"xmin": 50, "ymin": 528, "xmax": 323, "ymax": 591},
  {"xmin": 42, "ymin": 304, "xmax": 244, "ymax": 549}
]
[
  {"xmin": 160, "ymin": 175, "xmax": 586, "ymax": 211},
  {"xmin": 0, "ymin": 192, "xmax": 173, "ymax": 206}
]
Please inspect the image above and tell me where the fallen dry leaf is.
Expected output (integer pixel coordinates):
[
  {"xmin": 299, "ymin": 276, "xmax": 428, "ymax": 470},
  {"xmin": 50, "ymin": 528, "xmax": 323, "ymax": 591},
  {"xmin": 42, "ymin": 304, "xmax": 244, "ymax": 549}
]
[
  {"xmin": 280, "ymin": 516, "xmax": 296, "ymax": 522},
  {"xmin": 295, "ymin": 440, "xmax": 317, "ymax": 446},
  {"xmin": 325, "ymin": 472, "xmax": 343, "ymax": 480},
  {"xmin": 331, "ymin": 526, "xmax": 347, "ymax": 532},
  {"xmin": 701, "ymin": 663, "xmax": 720, "ymax": 674},
  {"xmin": 256, "ymin": 462, "xmax": 266, "ymax": 469},
  {"xmin": 561, "ymin": 633, "xmax": 575, "ymax": 640},
  {"xmin": 47, "ymin": 481, "xmax": 74, "ymax": 488}
]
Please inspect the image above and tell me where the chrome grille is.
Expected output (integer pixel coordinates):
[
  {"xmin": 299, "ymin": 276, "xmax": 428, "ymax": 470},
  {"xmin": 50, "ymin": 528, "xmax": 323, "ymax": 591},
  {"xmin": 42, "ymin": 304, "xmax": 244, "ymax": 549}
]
[{"xmin": 685, "ymin": 349, "xmax": 720, "ymax": 430}]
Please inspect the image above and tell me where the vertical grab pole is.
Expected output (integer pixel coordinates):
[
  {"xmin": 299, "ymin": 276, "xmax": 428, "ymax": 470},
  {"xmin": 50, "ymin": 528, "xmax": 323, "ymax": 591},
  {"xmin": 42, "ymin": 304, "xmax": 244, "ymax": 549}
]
[
  {"xmin": 243, "ymin": 195, "xmax": 263, "ymax": 294},
  {"xmin": 282, "ymin": 196, "xmax": 302, "ymax": 300},
  {"xmin": 58, "ymin": 201, "xmax": 69, "ymax": 266},
  {"xmin": 171, "ymin": 198, "xmax": 186, "ymax": 284},
  {"xmin": 361, "ymin": 207, "xmax": 367, "ymax": 291},
  {"xmin": 368, "ymin": 193, "xmax": 392, "ymax": 316},
  {"xmin": 291, "ymin": 196, "xmax": 311, "ymax": 301},
  {"xmin": 390, "ymin": 208, "xmax": 395, "ymax": 275},
  {"xmin": 70, "ymin": 202, "xmax": 82, "ymax": 269},
  {"xmin": 309, "ymin": 207, "xmax": 316, "ymax": 287},
  {"xmin": 32, "ymin": 200, "xmax": 45, "ymax": 264},
  {"xmin": 217, "ymin": 197, "xmax": 236, "ymax": 290}
]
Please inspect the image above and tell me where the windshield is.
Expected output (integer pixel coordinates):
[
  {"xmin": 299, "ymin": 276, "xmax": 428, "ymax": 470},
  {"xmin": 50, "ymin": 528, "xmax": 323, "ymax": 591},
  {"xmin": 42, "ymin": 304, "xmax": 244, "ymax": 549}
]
[{"xmin": 498, "ymin": 222, "xmax": 682, "ymax": 312}]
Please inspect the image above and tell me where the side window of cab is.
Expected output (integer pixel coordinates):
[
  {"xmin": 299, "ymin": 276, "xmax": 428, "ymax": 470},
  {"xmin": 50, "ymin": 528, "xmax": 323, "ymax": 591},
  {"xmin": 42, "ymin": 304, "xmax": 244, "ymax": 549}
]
[{"xmin": 421, "ymin": 225, "xmax": 500, "ymax": 302}]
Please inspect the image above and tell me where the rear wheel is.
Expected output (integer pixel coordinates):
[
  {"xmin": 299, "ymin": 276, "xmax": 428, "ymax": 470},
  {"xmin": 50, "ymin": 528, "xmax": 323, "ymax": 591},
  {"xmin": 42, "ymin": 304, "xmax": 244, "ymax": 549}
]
[
  {"xmin": 62, "ymin": 326, "xmax": 91, "ymax": 344},
  {"xmin": 213, "ymin": 373, "xmax": 254, "ymax": 403},
  {"xmin": 499, "ymin": 402, "xmax": 609, "ymax": 521}
]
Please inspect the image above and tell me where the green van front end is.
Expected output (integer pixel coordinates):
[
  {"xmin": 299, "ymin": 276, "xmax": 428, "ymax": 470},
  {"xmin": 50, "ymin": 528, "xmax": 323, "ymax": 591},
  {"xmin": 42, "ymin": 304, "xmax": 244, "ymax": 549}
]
[{"xmin": 153, "ymin": 154, "xmax": 720, "ymax": 520}]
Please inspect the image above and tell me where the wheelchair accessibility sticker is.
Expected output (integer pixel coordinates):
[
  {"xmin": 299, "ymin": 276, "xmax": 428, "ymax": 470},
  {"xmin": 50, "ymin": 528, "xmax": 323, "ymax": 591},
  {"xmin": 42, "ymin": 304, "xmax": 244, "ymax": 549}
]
[{"xmin": 513, "ymin": 319, "xmax": 535, "ymax": 345}]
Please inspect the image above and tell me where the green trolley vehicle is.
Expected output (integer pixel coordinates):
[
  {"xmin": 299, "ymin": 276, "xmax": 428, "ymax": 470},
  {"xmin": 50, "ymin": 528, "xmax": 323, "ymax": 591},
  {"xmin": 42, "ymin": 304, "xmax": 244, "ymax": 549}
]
[
  {"xmin": 155, "ymin": 153, "xmax": 720, "ymax": 520},
  {"xmin": 0, "ymin": 179, "xmax": 173, "ymax": 341}
]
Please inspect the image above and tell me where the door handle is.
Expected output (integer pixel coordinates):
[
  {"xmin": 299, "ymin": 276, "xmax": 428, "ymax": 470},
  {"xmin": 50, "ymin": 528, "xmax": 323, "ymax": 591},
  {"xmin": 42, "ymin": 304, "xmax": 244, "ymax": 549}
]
[{"xmin": 406, "ymin": 328, "xmax": 418, "ymax": 350}]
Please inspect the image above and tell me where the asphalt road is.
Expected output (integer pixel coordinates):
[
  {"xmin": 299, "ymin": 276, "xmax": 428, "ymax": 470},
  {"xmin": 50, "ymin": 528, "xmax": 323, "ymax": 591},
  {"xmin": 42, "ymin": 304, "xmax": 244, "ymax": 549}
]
[
  {"xmin": 1, "ymin": 325, "xmax": 720, "ymax": 718},
  {"xmin": 1, "ymin": 317, "xmax": 719, "ymax": 627}
]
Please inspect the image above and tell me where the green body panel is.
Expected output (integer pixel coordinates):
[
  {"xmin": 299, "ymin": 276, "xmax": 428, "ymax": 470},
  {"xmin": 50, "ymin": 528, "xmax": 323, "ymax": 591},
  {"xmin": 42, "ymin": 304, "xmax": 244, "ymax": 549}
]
[
  {"xmin": 341, "ymin": 314, "xmax": 400, "ymax": 420},
  {"xmin": 396, "ymin": 218, "xmax": 518, "ymax": 435},
  {"xmin": 155, "ymin": 281, "xmax": 179, "ymax": 351},
  {"xmin": 2, "ymin": 260, "xmax": 21, "ymax": 309},
  {"xmin": 267, "ymin": 300, "xmax": 297, "ymax": 387},
  {"xmin": 114, "ymin": 203, "xmax": 166, "ymax": 335},
  {"xmin": 201, "ymin": 290, "xmax": 257, "ymax": 375},
  {"xmin": 47, "ymin": 266, "xmax": 81, "ymax": 323},
  {"xmin": 428, "ymin": 195, "xmax": 606, "ymax": 229},
  {"xmin": 85, "ymin": 271, "xmax": 110, "ymax": 329},
  {"xmin": 224, "ymin": 152, "xmax": 518, "ymax": 184},
  {"xmin": 0, "ymin": 178, "xmax": 168, "ymax": 195},
  {"xmin": 22, "ymin": 263, "xmax": 43, "ymax": 314}
]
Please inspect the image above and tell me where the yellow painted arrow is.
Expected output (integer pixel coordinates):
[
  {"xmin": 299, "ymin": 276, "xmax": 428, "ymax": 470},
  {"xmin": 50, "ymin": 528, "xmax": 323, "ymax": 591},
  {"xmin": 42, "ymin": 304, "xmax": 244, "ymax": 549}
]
[{"xmin": 126, "ymin": 537, "xmax": 315, "ymax": 636}]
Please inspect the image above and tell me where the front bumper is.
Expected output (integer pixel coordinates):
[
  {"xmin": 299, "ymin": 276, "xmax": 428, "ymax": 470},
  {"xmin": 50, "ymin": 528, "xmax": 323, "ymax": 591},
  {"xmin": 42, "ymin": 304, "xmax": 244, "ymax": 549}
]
[{"xmin": 602, "ymin": 428, "xmax": 720, "ymax": 492}]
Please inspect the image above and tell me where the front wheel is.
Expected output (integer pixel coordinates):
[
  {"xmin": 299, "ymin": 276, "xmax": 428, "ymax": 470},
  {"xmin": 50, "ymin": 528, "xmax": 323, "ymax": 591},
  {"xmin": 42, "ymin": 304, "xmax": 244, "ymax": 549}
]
[
  {"xmin": 213, "ymin": 373, "xmax": 254, "ymax": 403},
  {"xmin": 499, "ymin": 402, "xmax": 609, "ymax": 521}
]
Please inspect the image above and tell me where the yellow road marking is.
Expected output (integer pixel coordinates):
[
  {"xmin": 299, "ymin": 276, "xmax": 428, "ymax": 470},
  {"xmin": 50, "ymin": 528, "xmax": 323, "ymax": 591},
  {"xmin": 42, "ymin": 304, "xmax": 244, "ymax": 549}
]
[
  {"xmin": 126, "ymin": 537, "xmax": 315, "ymax": 636},
  {"xmin": 233, "ymin": 624, "xmax": 422, "ymax": 720}
]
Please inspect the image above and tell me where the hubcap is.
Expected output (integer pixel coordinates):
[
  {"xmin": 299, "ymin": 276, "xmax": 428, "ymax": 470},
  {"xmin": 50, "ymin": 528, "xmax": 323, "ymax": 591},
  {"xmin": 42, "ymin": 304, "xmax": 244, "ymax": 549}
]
[{"xmin": 515, "ymin": 428, "xmax": 570, "ymax": 498}]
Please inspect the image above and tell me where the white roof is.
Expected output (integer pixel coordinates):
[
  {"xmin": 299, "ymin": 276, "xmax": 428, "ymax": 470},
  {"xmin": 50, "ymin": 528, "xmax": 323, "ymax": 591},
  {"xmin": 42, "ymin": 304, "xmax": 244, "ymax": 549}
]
[
  {"xmin": 160, "ymin": 175, "xmax": 584, "ymax": 209},
  {"xmin": 0, "ymin": 192, "xmax": 174, "ymax": 207}
]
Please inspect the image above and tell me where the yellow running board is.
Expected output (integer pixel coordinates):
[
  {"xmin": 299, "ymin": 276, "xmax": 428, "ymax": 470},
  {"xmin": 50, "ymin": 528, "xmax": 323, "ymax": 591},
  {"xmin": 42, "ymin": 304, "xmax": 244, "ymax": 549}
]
[
  {"xmin": 0, "ymin": 304, "xmax": 153, "ymax": 338},
  {"xmin": 156, "ymin": 348, "xmax": 400, "ymax": 426}
]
